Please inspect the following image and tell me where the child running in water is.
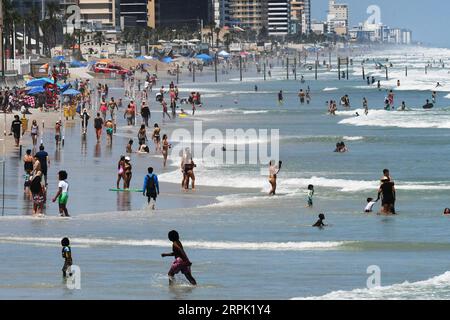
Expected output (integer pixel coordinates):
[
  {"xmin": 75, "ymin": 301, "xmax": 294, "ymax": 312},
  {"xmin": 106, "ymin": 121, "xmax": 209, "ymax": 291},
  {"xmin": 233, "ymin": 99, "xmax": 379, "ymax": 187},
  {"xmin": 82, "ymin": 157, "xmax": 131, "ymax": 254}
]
[
  {"xmin": 61, "ymin": 237, "xmax": 73, "ymax": 278},
  {"xmin": 306, "ymin": 184, "xmax": 314, "ymax": 207},
  {"xmin": 161, "ymin": 230, "xmax": 197, "ymax": 286}
]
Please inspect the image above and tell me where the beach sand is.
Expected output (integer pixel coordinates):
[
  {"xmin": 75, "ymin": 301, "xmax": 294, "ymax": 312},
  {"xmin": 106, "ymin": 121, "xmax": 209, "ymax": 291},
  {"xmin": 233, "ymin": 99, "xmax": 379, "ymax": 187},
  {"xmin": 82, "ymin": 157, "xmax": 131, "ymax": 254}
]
[{"xmin": 0, "ymin": 110, "xmax": 64, "ymax": 157}]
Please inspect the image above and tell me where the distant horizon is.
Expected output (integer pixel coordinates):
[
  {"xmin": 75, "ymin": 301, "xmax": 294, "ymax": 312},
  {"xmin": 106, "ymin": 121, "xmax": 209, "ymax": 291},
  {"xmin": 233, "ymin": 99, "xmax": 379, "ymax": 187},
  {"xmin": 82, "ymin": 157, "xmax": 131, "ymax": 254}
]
[{"xmin": 312, "ymin": 0, "xmax": 449, "ymax": 48}]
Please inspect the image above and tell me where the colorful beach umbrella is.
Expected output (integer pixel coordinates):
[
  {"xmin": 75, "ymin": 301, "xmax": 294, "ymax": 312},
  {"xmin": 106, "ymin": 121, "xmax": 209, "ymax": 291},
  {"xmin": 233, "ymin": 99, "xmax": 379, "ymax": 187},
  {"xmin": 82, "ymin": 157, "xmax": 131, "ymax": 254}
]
[
  {"xmin": 27, "ymin": 87, "xmax": 45, "ymax": 95},
  {"xmin": 26, "ymin": 77, "xmax": 54, "ymax": 87},
  {"xmin": 62, "ymin": 89, "xmax": 81, "ymax": 96}
]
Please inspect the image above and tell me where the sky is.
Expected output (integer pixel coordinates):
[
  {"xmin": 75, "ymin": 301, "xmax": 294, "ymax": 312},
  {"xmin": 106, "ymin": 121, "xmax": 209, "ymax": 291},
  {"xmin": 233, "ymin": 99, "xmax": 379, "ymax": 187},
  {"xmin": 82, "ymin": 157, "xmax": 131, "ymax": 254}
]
[{"xmin": 312, "ymin": 0, "xmax": 450, "ymax": 48}]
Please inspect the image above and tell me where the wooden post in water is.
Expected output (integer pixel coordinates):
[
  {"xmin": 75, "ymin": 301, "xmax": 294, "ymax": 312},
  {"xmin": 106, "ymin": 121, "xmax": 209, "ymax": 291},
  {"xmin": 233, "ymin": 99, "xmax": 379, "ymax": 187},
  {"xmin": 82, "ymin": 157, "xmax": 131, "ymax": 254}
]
[
  {"xmin": 263, "ymin": 62, "xmax": 266, "ymax": 80},
  {"xmin": 193, "ymin": 64, "xmax": 195, "ymax": 82},
  {"xmin": 214, "ymin": 53, "xmax": 218, "ymax": 82},
  {"xmin": 329, "ymin": 50, "xmax": 332, "ymax": 68},
  {"xmin": 176, "ymin": 65, "xmax": 179, "ymax": 84},
  {"xmin": 346, "ymin": 58, "xmax": 349, "ymax": 80},
  {"xmin": 385, "ymin": 66, "xmax": 388, "ymax": 80},
  {"xmin": 405, "ymin": 66, "xmax": 408, "ymax": 77},
  {"xmin": 316, "ymin": 51, "xmax": 319, "ymax": 80},
  {"xmin": 338, "ymin": 57, "xmax": 341, "ymax": 80},
  {"xmin": 294, "ymin": 57, "xmax": 297, "ymax": 80},
  {"xmin": 362, "ymin": 66, "xmax": 365, "ymax": 80},
  {"xmin": 239, "ymin": 55, "xmax": 242, "ymax": 81},
  {"xmin": 286, "ymin": 57, "xmax": 289, "ymax": 80}
]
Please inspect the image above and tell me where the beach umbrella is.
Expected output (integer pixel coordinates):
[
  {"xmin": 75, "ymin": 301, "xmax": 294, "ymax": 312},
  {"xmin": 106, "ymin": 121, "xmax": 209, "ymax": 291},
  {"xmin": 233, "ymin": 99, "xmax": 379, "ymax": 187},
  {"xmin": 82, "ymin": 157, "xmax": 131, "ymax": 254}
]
[
  {"xmin": 53, "ymin": 55, "xmax": 65, "ymax": 61},
  {"xmin": 27, "ymin": 87, "xmax": 45, "ymax": 95},
  {"xmin": 136, "ymin": 56, "xmax": 147, "ymax": 60},
  {"xmin": 158, "ymin": 40, "xmax": 167, "ymax": 43},
  {"xmin": 161, "ymin": 57, "xmax": 173, "ymax": 64},
  {"xmin": 59, "ymin": 83, "xmax": 71, "ymax": 92},
  {"xmin": 189, "ymin": 39, "xmax": 201, "ymax": 43},
  {"xmin": 195, "ymin": 54, "xmax": 213, "ymax": 61},
  {"xmin": 62, "ymin": 88, "xmax": 81, "ymax": 96},
  {"xmin": 26, "ymin": 77, "xmax": 54, "ymax": 87}
]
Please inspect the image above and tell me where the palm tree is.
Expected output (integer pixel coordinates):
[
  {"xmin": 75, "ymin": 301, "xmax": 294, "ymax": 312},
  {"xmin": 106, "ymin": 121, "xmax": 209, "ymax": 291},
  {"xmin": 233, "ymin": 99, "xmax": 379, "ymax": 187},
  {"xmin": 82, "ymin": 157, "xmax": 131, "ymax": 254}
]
[
  {"xmin": 223, "ymin": 33, "xmax": 233, "ymax": 52},
  {"xmin": 29, "ymin": 5, "xmax": 41, "ymax": 55},
  {"xmin": 1, "ymin": 0, "xmax": 18, "ymax": 58},
  {"xmin": 93, "ymin": 31, "xmax": 106, "ymax": 56},
  {"xmin": 40, "ymin": 1, "xmax": 62, "ymax": 56}
]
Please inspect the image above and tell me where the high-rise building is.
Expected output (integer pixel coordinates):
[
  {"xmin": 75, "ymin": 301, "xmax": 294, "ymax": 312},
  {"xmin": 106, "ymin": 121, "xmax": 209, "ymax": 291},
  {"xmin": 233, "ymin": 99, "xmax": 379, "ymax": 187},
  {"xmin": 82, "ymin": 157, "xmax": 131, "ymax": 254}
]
[
  {"xmin": 213, "ymin": 0, "xmax": 231, "ymax": 27},
  {"xmin": 301, "ymin": 0, "xmax": 310, "ymax": 35},
  {"xmin": 289, "ymin": 0, "xmax": 302, "ymax": 34},
  {"xmin": 289, "ymin": 0, "xmax": 310, "ymax": 35},
  {"xmin": 155, "ymin": 0, "xmax": 213, "ymax": 28},
  {"xmin": 268, "ymin": 0, "xmax": 290, "ymax": 36},
  {"xmin": 327, "ymin": 0, "xmax": 348, "ymax": 35},
  {"xmin": 78, "ymin": 0, "xmax": 121, "ymax": 30},
  {"xmin": 120, "ymin": 0, "xmax": 148, "ymax": 27},
  {"xmin": 228, "ymin": 0, "xmax": 267, "ymax": 31}
]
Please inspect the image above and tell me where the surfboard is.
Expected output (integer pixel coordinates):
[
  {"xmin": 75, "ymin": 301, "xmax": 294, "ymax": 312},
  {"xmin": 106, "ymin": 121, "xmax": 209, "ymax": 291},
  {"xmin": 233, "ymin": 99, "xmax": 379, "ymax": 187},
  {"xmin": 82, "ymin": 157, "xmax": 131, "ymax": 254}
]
[
  {"xmin": 109, "ymin": 188, "xmax": 143, "ymax": 192},
  {"xmin": 423, "ymin": 103, "xmax": 434, "ymax": 109}
]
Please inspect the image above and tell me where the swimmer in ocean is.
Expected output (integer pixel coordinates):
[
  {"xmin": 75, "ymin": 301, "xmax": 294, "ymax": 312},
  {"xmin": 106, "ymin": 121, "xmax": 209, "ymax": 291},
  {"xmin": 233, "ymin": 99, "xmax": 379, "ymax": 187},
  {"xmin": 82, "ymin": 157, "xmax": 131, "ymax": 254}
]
[
  {"xmin": 313, "ymin": 214, "xmax": 326, "ymax": 227},
  {"xmin": 278, "ymin": 90, "xmax": 284, "ymax": 105}
]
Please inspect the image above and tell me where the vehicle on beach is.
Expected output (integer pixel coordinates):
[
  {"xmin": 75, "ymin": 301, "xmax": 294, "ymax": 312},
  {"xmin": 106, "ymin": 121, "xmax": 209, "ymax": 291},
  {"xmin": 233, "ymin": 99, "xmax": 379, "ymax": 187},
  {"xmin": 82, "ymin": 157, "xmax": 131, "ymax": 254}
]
[{"xmin": 93, "ymin": 62, "xmax": 129, "ymax": 75}]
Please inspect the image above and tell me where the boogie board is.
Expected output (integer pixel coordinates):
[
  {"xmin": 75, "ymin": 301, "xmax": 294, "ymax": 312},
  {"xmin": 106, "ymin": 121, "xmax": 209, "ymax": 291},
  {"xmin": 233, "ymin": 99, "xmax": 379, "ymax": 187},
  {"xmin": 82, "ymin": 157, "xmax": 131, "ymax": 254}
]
[
  {"xmin": 423, "ymin": 103, "xmax": 434, "ymax": 109},
  {"xmin": 109, "ymin": 188, "xmax": 143, "ymax": 192}
]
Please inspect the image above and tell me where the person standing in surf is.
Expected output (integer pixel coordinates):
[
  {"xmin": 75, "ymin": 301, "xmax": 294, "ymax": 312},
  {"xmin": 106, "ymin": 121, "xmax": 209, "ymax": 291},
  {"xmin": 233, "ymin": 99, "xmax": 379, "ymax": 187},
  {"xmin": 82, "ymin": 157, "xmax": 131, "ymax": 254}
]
[
  {"xmin": 117, "ymin": 156, "xmax": 126, "ymax": 189},
  {"xmin": 142, "ymin": 167, "xmax": 159, "ymax": 210},
  {"xmin": 363, "ymin": 97, "xmax": 368, "ymax": 115},
  {"xmin": 162, "ymin": 134, "xmax": 171, "ymax": 167},
  {"xmin": 94, "ymin": 113, "xmax": 104, "ymax": 142},
  {"xmin": 268, "ymin": 160, "xmax": 282, "ymax": 196},
  {"xmin": 152, "ymin": 123, "xmax": 162, "ymax": 153},
  {"xmin": 80, "ymin": 109, "xmax": 90, "ymax": 135},
  {"xmin": 278, "ymin": 90, "xmax": 284, "ymax": 105},
  {"xmin": 161, "ymin": 230, "xmax": 197, "ymax": 286},
  {"xmin": 123, "ymin": 156, "xmax": 132, "ymax": 189},
  {"xmin": 30, "ymin": 120, "xmax": 39, "ymax": 146},
  {"xmin": 378, "ymin": 176, "xmax": 396, "ymax": 215}
]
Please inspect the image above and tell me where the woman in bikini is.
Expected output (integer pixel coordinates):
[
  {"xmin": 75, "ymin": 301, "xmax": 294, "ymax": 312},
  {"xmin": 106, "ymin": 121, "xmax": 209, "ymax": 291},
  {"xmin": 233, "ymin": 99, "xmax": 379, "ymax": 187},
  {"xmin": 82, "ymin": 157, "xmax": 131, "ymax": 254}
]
[
  {"xmin": 30, "ymin": 120, "xmax": 39, "ymax": 146},
  {"xmin": 268, "ymin": 160, "xmax": 282, "ymax": 196},
  {"xmin": 162, "ymin": 134, "xmax": 171, "ymax": 167},
  {"xmin": 116, "ymin": 156, "xmax": 126, "ymax": 189},
  {"xmin": 152, "ymin": 123, "xmax": 161, "ymax": 153}
]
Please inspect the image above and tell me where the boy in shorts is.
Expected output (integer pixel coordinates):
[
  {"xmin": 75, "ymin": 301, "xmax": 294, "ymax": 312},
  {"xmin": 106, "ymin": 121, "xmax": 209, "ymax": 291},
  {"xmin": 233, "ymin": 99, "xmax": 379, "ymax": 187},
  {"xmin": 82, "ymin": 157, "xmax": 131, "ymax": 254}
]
[{"xmin": 52, "ymin": 170, "xmax": 70, "ymax": 217}]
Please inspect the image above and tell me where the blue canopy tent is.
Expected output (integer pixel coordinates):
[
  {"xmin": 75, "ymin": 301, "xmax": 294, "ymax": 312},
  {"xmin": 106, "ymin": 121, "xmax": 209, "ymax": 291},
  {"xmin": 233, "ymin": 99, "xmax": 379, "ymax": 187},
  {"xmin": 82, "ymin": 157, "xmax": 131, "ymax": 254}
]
[
  {"xmin": 195, "ymin": 54, "xmax": 213, "ymax": 61},
  {"xmin": 27, "ymin": 87, "xmax": 45, "ymax": 95},
  {"xmin": 53, "ymin": 56, "xmax": 65, "ymax": 61},
  {"xmin": 70, "ymin": 60, "xmax": 87, "ymax": 68},
  {"xmin": 26, "ymin": 77, "xmax": 55, "ymax": 87},
  {"xmin": 62, "ymin": 89, "xmax": 81, "ymax": 96}
]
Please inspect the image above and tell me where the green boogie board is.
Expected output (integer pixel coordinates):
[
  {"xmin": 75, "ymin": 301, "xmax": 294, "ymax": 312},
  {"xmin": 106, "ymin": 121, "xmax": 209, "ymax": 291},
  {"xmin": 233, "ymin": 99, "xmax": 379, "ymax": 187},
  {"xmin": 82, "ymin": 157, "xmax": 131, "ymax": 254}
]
[{"xmin": 109, "ymin": 188, "xmax": 144, "ymax": 192}]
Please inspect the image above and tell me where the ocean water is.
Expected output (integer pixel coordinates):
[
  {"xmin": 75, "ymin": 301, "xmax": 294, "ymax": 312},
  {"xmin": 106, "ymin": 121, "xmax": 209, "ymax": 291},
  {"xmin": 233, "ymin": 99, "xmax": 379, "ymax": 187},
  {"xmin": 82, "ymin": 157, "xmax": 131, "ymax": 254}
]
[{"xmin": 2, "ymin": 46, "xmax": 450, "ymax": 299}]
